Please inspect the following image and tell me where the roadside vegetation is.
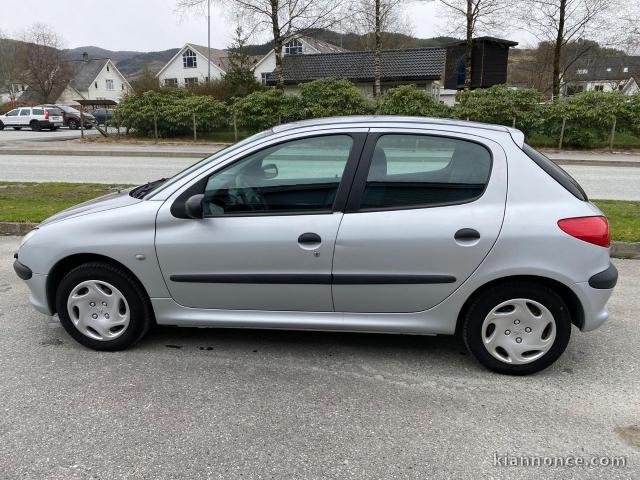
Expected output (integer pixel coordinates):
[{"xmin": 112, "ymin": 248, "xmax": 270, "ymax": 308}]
[
  {"xmin": 110, "ymin": 82, "xmax": 640, "ymax": 150},
  {"xmin": 0, "ymin": 182, "xmax": 638, "ymax": 242}
]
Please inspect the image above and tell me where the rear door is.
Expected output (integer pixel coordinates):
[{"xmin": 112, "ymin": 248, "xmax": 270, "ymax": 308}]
[
  {"xmin": 332, "ymin": 129, "xmax": 507, "ymax": 313},
  {"xmin": 18, "ymin": 108, "xmax": 31, "ymax": 126}
]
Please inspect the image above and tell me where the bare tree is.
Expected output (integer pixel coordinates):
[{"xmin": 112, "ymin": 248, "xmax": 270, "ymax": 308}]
[
  {"xmin": 231, "ymin": 0, "xmax": 344, "ymax": 89},
  {"xmin": 17, "ymin": 23, "xmax": 72, "ymax": 104},
  {"xmin": 348, "ymin": 0, "xmax": 411, "ymax": 97},
  {"xmin": 437, "ymin": 0, "xmax": 510, "ymax": 90},
  {"xmin": 517, "ymin": 0, "xmax": 618, "ymax": 99}
]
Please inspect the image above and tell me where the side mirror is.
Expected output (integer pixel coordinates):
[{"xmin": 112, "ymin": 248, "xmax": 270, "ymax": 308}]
[
  {"xmin": 185, "ymin": 194, "xmax": 204, "ymax": 219},
  {"xmin": 262, "ymin": 163, "xmax": 278, "ymax": 179}
]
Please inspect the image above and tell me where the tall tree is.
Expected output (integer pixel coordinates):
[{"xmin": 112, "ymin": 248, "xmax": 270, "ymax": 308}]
[
  {"xmin": 230, "ymin": 0, "xmax": 343, "ymax": 89},
  {"xmin": 348, "ymin": 0, "xmax": 410, "ymax": 97},
  {"xmin": 437, "ymin": 0, "xmax": 509, "ymax": 90},
  {"xmin": 517, "ymin": 0, "xmax": 616, "ymax": 100},
  {"xmin": 17, "ymin": 23, "xmax": 72, "ymax": 104},
  {"xmin": 225, "ymin": 26, "xmax": 262, "ymax": 97}
]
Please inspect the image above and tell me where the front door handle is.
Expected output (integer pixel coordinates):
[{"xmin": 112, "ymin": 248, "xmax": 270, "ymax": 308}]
[
  {"xmin": 298, "ymin": 232, "xmax": 322, "ymax": 244},
  {"xmin": 454, "ymin": 228, "xmax": 480, "ymax": 241}
]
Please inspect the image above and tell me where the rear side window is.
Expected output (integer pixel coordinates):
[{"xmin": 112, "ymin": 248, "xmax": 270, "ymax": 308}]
[
  {"xmin": 522, "ymin": 144, "xmax": 587, "ymax": 201},
  {"xmin": 46, "ymin": 108, "xmax": 62, "ymax": 116},
  {"xmin": 360, "ymin": 134, "xmax": 492, "ymax": 210},
  {"xmin": 32, "ymin": 108, "xmax": 44, "ymax": 115}
]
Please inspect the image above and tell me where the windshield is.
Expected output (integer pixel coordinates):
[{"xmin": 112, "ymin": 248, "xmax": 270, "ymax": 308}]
[{"xmin": 145, "ymin": 130, "xmax": 272, "ymax": 198}]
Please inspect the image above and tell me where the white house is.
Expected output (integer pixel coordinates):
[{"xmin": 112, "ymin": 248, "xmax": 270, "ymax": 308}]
[
  {"xmin": 252, "ymin": 37, "xmax": 347, "ymax": 84},
  {"xmin": 156, "ymin": 43, "xmax": 229, "ymax": 88},
  {"xmin": 20, "ymin": 52, "xmax": 132, "ymax": 105},
  {"xmin": 563, "ymin": 56, "xmax": 640, "ymax": 96}
]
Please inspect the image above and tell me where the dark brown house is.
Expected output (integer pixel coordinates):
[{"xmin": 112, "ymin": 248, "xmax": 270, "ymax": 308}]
[{"xmin": 443, "ymin": 37, "xmax": 519, "ymax": 90}]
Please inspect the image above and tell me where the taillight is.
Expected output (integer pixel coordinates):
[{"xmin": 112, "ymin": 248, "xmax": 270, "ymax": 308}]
[
  {"xmin": 557, "ymin": 216, "xmax": 610, "ymax": 248},
  {"xmin": 44, "ymin": 109, "xmax": 49, "ymax": 120}
]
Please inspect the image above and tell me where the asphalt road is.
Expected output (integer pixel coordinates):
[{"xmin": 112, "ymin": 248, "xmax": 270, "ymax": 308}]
[
  {"xmin": 0, "ymin": 153, "xmax": 638, "ymax": 200},
  {"xmin": 0, "ymin": 236, "xmax": 638, "ymax": 479}
]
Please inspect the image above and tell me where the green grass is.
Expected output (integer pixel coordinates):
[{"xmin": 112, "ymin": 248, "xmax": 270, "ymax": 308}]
[
  {"xmin": 1, "ymin": 182, "xmax": 639, "ymax": 243},
  {"xmin": 592, "ymin": 200, "xmax": 640, "ymax": 243},
  {"xmin": 0, "ymin": 182, "xmax": 132, "ymax": 223}
]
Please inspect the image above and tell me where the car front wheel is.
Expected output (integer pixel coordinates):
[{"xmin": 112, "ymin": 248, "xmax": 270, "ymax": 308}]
[
  {"xmin": 463, "ymin": 281, "xmax": 571, "ymax": 375},
  {"xmin": 68, "ymin": 119, "xmax": 78, "ymax": 129},
  {"xmin": 56, "ymin": 262, "xmax": 154, "ymax": 351}
]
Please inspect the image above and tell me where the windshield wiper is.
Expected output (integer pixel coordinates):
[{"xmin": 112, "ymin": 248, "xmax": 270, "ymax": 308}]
[{"xmin": 130, "ymin": 178, "xmax": 167, "ymax": 199}]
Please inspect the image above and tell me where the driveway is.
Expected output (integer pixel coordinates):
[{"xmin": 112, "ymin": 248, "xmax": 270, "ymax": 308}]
[{"xmin": 0, "ymin": 236, "xmax": 638, "ymax": 479}]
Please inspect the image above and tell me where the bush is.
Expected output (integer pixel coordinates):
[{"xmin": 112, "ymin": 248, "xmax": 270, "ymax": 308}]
[
  {"xmin": 297, "ymin": 78, "xmax": 374, "ymax": 118},
  {"xmin": 454, "ymin": 85, "xmax": 544, "ymax": 135},
  {"xmin": 231, "ymin": 89, "xmax": 292, "ymax": 131},
  {"xmin": 377, "ymin": 85, "xmax": 450, "ymax": 117},
  {"xmin": 114, "ymin": 89, "xmax": 227, "ymax": 137},
  {"xmin": 543, "ymin": 91, "xmax": 629, "ymax": 148}
]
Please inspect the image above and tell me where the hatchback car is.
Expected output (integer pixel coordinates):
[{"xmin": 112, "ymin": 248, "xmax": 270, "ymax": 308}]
[
  {"xmin": 13, "ymin": 117, "xmax": 617, "ymax": 374},
  {"xmin": 0, "ymin": 106, "xmax": 64, "ymax": 131}
]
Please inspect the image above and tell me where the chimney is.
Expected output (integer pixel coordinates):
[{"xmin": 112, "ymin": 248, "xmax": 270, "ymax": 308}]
[{"xmin": 82, "ymin": 52, "xmax": 89, "ymax": 62}]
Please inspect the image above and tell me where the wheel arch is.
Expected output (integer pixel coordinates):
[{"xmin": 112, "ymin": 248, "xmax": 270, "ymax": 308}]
[
  {"xmin": 455, "ymin": 275, "xmax": 585, "ymax": 334},
  {"xmin": 46, "ymin": 253, "xmax": 152, "ymax": 315}
]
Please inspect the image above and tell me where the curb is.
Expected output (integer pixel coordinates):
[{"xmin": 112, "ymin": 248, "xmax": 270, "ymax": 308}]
[
  {"xmin": 2, "ymin": 221, "xmax": 639, "ymax": 260},
  {"xmin": 0, "ymin": 149, "xmax": 212, "ymax": 158}
]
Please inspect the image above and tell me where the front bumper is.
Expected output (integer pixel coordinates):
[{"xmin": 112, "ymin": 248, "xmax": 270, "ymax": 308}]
[
  {"xmin": 14, "ymin": 256, "xmax": 52, "ymax": 315},
  {"xmin": 13, "ymin": 259, "xmax": 32, "ymax": 280}
]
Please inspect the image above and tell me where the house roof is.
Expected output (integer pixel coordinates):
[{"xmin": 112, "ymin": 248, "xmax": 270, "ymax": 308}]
[
  {"xmin": 300, "ymin": 37, "xmax": 348, "ymax": 54},
  {"xmin": 188, "ymin": 44, "xmax": 230, "ymax": 70},
  {"xmin": 265, "ymin": 47, "xmax": 446, "ymax": 84},
  {"xmin": 448, "ymin": 36, "xmax": 518, "ymax": 47},
  {"xmin": 566, "ymin": 56, "xmax": 640, "ymax": 82}
]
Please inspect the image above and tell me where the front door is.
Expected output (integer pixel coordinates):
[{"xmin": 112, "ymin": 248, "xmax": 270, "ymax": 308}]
[
  {"xmin": 155, "ymin": 133, "xmax": 363, "ymax": 312},
  {"xmin": 332, "ymin": 131, "xmax": 507, "ymax": 313}
]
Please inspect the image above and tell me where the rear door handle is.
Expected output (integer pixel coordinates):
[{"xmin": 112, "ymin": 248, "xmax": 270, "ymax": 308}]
[
  {"xmin": 454, "ymin": 228, "xmax": 480, "ymax": 241},
  {"xmin": 298, "ymin": 232, "xmax": 322, "ymax": 244}
]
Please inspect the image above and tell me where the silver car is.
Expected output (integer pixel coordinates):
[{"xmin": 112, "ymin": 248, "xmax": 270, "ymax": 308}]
[{"xmin": 13, "ymin": 117, "xmax": 617, "ymax": 374}]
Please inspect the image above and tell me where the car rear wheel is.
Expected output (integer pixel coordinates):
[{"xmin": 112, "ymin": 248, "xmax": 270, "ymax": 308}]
[
  {"xmin": 0, "ymin": 121, "xmax": 4, "ymax": 130},
  {"xmin": 56, "ymin": 262, "xmax": 154, "ymax": 351},
  {"xmin": 13, "ymin": 127, "xmax": 21, "ymax": 130},
  {"xmin": 463, "ymin": 281, "xmax": 571, "ymax": 375},
  {"xmin": 30, "ymin": 121, "xmax": 41, "ymax": 131}
]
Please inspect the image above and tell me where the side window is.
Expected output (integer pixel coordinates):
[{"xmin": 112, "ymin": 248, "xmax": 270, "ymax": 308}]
[
  {"xmin": 203, "ymin": 135, "xmax": 353, "ymax": 215},
  {"xmin": 6, "ymin": 109, "xmax": 19, "ymax": 116},
  {"xmin": 19, "ymin": 109, "xmax": 31, "ymax": 116},
  {"xmin": 360, "ymin": 134, "xmax": 491, "ymax": 210},
  {"xmin": 32, "ymin": 108, "xmax": 44, "ymax": 116}
]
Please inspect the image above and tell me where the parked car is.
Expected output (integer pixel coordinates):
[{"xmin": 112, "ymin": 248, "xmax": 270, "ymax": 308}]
[
  {"xmin": 42, "ymin": 104, "xmax": 95, "ymax": 130},
  {"xmin": 13, "ymin": 116, "xmax": 617, "ymax": 374},
  {"xmin": 92, "ymin": 108, "xmax": 114, "ymax": 126},
  {"xmin": 0, "ymin": 106, "xmax": 64, "ymax": 131}
]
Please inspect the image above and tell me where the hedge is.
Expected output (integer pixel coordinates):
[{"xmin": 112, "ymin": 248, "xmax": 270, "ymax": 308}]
[{"xmin": 114, "ymin": 80, "xmax": 640, "ymax": 148}]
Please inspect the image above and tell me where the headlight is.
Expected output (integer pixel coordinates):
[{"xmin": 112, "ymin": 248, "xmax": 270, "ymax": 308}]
[{"xmin": 20, "ymin": 229, "xmax": 38, "ymax": 248}]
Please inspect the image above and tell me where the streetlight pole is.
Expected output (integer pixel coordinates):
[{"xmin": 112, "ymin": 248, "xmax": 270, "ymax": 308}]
[{"xmin": 207, "ymin": 0, "xmax": 211, "ymax": 83}]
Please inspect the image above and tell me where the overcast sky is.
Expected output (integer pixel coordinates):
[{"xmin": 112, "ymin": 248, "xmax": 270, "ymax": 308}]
[{"xmin": 0, "ymin": 0, "xmax": 536, "ymax": 52}]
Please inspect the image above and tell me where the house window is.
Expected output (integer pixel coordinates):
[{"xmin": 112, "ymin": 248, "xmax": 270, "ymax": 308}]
[
  {"xmin": 576, "ymin": 69, "xmax": 588, "ymax": 75},
  {"xmin": 122, "ymin": 83, "xmax": 125, "ymax": 90},
  {"xmin": 183, "ymin": 49, "xmax": 197, "ymax": 68},
  {"xmin": 165, "ymin": 78, "xmax": 178, "ymax": 87},
  {"xmin": 260, "ymin": 72, "xmax": 269, "ymax": 84},
  {"xmin": 107, "ymin": 65, "xmax": 110, "ymax": 72},
  {"xmin": 184, "ymin": 77, "xmax": 198, "ymax": 86},
  {"xmin": 284, "ymin": 39, "xmax": 303, "ymax": 55},
  {"xmin": 606, "ymin": 67, "xmax": 612, "ymax": 72},
  {"xmin": 593, "ymin": 85, "xmax": 604, "ymax": 91},
  {"xmin": 624, "ymin": 67, "xmax": 629, "ymax": 73},
  {"xmin": 105, "ymin": 79, "xmax": 114, "ymax": 90},
  {"xmin": 95, "ymin": 81, "xmax": 98, "ymax": 88}
]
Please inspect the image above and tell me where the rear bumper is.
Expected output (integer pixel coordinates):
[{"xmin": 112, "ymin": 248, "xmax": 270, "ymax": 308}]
[
  {"xmin": 588, "ymin": 262, "xmax": 618, "ymax": 289},
  {"xmin": 571, "ymin": 275, "xmax": 616, "ymax": 333}
]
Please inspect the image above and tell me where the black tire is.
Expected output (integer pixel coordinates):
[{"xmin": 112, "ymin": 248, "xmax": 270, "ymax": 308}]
[
  {"xmin": 56, "ymin": 262, "xmax": 154, "ymax": 351},
  {"xmin": 0, "ymin": 121, "xmax": 4, "ymax": 130},
  {"xmin": 30, "ymin": 121, "xmax": 41, "ymax": 131},
  {"xmin": 13, "ymin": 127, "xmax": 21, "ymax": 131},
  {"xmin": 462, "ymin": 281, "xmax": 572, "ymax": 375},
  {"xmin": 68, "ymin": 119, "xmax": 78, "ymax": 130}
]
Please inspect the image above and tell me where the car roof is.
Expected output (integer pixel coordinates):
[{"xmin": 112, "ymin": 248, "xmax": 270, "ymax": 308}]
[{"xmin": 271, "ymin": 115, "xmax": 525, "ymax": 146}]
